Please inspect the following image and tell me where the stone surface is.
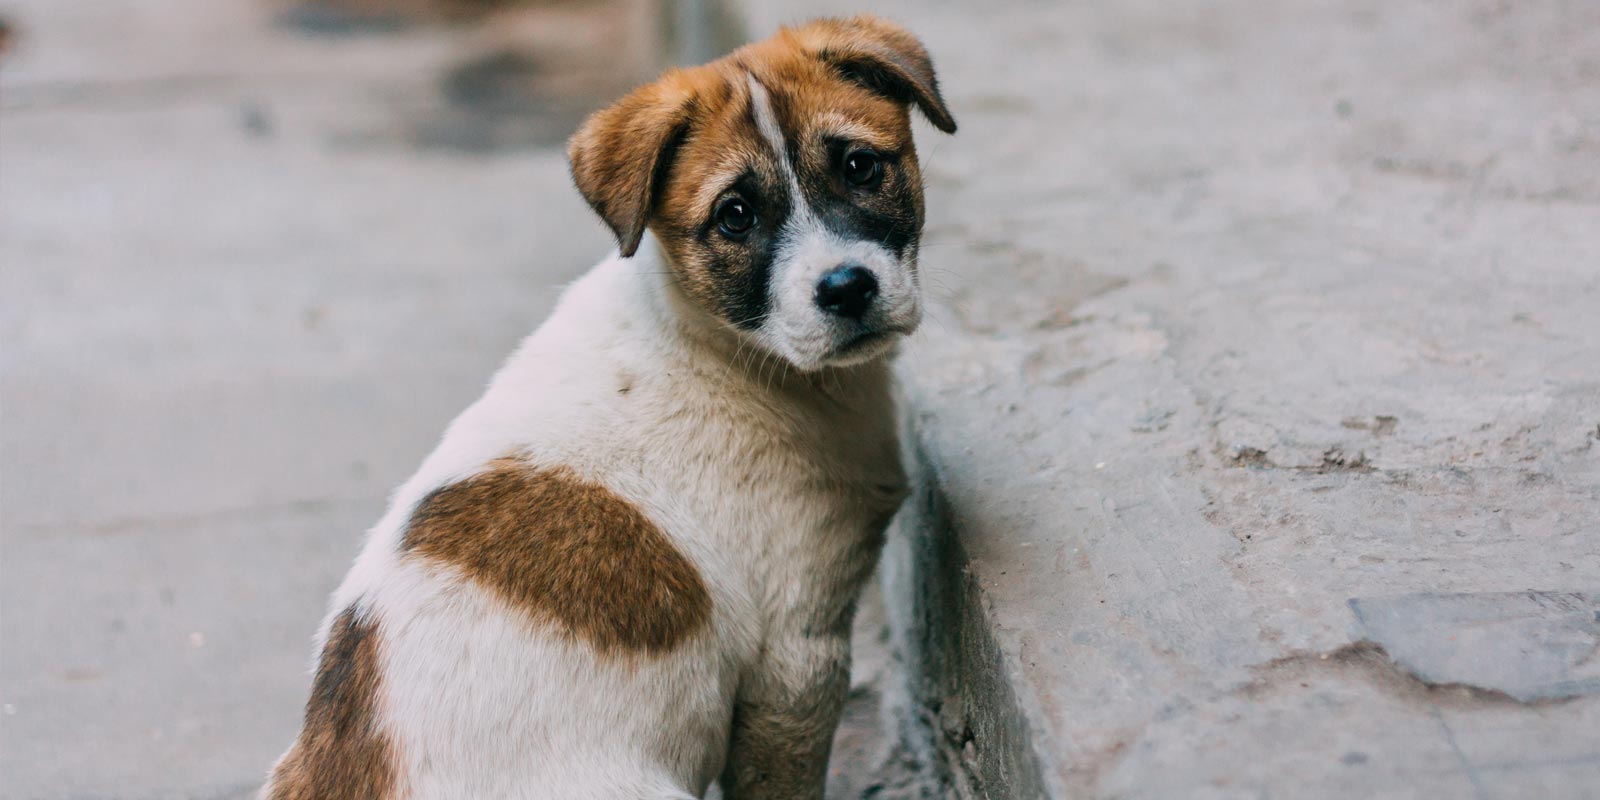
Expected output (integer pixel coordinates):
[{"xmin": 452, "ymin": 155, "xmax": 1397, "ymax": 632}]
[
  {"xmin": 748, "ymin": 0, "xmax": 1600, "ymax": 796},
  {"xmin": 1350, "ymin": 591, "xmax": 1600, "ymax": 703}
]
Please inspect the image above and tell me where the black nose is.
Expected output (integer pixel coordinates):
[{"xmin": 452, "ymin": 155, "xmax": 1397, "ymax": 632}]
[{"xmin": 814, "ymin": 265, "xmax": 879, "ymax": 319}]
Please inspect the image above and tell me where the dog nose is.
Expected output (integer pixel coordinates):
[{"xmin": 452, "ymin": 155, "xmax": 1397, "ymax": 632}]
[{"xmin": 814, "ymin": 265, "xmax": 879, "ymax": 319}]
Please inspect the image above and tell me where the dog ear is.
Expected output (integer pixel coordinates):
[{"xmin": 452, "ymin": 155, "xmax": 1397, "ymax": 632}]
[
  {"xmin": 797, "ymin": 15, "xmax": 957, "ymax": 134},
  {"xmin": 568, "ymin": 79, "xmax": 695, "ymax": 258}
]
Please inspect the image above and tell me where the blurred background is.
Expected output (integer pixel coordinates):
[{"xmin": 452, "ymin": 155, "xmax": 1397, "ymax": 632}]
[{"xmin": 4, "ymin": 0, "xmax": 1599, "ymax": 798}]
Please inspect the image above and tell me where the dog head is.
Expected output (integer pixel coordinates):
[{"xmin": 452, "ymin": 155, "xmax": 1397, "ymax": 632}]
[{"xmin": 569, "ymin": 16, "xmax": 955, "ymax": 371}]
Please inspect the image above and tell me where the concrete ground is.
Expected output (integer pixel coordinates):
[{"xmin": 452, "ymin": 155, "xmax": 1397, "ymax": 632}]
[{"xmin": 5, "ymin": 0, "xmax": 1599, "ymax": 799}]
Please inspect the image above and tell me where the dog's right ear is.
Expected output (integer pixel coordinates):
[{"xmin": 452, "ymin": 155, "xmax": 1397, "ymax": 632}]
[
  {"xmin": 796, "ymin": 15, "xmax": 957, "ymax": 135},
  {"xmin": 568, "ymin": 78, "xmax": 695, "ymax": 258}
]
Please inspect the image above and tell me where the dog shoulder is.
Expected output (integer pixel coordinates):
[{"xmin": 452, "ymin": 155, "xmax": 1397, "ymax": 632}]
[{"xmin": 398, "ymin": 458, "xmax": 713, "ymax": 654}]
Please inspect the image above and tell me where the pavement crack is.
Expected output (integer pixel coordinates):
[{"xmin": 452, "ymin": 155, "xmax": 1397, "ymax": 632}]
[
  {"xmin": 1216, "ymin": 440, "xmax": 1375, "ymax": 474},
  {"xmin": 1242, "ymin": 640, "xmax": 1580, "ymax": 709}
]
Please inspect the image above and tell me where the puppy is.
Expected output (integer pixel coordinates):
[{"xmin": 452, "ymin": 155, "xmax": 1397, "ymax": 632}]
[{"xmin": 264, "ymin": 15, "xmax": 954, "ymax": 800}]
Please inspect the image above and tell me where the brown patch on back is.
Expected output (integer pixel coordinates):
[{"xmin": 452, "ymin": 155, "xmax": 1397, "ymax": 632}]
[
  {"xmin": 268, "ymin": 608, "xmax": 397, "ymax": 800},
  {"xmin": 401, "ymin": 461, "xmax": 711, "ymax": 654}
]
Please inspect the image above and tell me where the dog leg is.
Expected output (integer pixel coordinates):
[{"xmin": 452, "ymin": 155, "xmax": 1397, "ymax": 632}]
[{"xmin": 718, "ymin": 633, "xmax": 851, "ymax": 800}]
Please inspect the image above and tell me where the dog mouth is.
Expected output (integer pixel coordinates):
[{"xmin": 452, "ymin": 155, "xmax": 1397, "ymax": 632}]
[{"xmin": 823, "ymin": 326, "xmax": 908, "ymax": 362}]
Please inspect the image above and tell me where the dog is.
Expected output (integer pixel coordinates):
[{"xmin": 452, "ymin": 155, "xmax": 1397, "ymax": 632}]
[{"xmin": 263, "ymin": 15, "xmax": 954, "ymax": 800}]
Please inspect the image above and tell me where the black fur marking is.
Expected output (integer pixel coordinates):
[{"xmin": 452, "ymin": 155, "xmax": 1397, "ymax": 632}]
[
  {"xmin": 807, "ymin": 139, "xmax": 921, "ymax": 259},
  {"xmin": 717, "ymin": 176, "xmax": 781, "ymax": 329},
  {"xmin": 700, "ymin": 168, "xmax": 791, "ymax": 330}
]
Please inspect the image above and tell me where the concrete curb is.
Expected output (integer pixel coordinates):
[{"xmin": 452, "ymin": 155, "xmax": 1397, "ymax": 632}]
[{"xmin": 881, "ymin": 434, "xmax": 1059, "ymax": 799}]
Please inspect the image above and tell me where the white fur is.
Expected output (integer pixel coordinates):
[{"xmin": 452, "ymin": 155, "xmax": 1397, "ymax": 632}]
[
  {"xmin": 746, "ymin": 75, "xmax": 922, "ymax": 371},
  {"xmin": 268, "ymin": 243, "xmax": 909, "ymax": 799}
]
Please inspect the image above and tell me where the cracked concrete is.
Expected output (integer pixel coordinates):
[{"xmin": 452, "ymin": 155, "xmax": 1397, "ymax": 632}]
[
  {"xmin": 1243, "ymin": 641, "xmax": 1578, "ymax": 710},
  {"xmin": 1350, "ymin": 591, "xmax": 1600, "ymax": 703}
]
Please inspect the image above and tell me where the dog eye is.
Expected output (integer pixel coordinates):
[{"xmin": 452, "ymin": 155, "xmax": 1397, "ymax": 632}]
[
  {"xmin": 716, "ymin": 198, "xmax": 755, "ymax": 237},
  {"xmin": 842, "ymin": 150, "xmax": 883, "ymax": 187}
]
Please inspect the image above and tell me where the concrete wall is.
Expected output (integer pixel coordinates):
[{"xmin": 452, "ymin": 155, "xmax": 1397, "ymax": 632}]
[{"xmin": 881, "ymin": 439, "xmax": 1056, "ymax": 798}]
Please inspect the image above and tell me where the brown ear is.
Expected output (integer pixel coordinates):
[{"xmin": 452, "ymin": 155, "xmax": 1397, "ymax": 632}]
[
  {"xmin": 796, "ymin": 15, "xmax": 957, "ymax": 134},
  {"xmin": 568, "ymin": 78, "xmax": 695, "ymax": 257}
]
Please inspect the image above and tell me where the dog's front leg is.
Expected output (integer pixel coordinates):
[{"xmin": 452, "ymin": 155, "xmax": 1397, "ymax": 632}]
[{"xmin": 719, "ymin": 632, "xmax": 851, "ymax": 800}]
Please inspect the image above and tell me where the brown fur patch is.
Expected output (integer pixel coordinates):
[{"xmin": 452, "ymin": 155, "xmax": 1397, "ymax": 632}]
[
  {"xmin": 401, "ymin": 461, "xmax": 712, "ymax": 654},
  {"xmin": 268, "ymin": 607, "xmax": 397, "ymax": 800}
]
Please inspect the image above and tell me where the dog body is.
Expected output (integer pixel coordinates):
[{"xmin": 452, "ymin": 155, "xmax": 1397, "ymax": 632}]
[
  {"xmin": 266, "ymin": 17, "xmax": 952, "ymax": 800},
  {"xmin": 293, "ymin": 253, "xmax": 905, "ymax": 798}
]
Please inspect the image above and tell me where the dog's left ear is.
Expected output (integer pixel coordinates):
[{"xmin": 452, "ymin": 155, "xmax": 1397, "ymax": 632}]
[
  {"xmin": 797, "ymin": 15, "xmax": 957, "ymax": 134},
  {"xmin": 568, "ymin": 77, "xmax": 695, "ymax": 257}
]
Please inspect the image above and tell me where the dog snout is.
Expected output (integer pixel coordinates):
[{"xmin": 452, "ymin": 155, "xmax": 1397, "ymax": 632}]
[{"xmin": 813, "ymin": 265, "xmax": 879, "ymax": 319}]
